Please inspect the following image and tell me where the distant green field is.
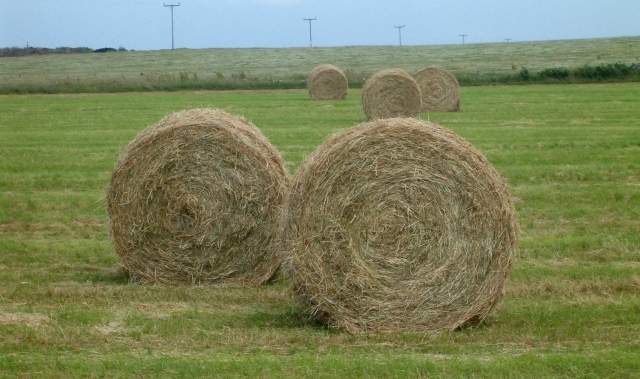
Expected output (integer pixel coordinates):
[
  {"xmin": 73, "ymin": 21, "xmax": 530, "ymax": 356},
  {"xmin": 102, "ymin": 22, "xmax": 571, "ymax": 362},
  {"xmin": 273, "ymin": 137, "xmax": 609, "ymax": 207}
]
[
  {"xmin": 1, "ymin": 36, "xmax": 639, "ymax": 93},
  {"xmin": 1, "ymin": 84, "xmax": 639, "ymax": 377}
]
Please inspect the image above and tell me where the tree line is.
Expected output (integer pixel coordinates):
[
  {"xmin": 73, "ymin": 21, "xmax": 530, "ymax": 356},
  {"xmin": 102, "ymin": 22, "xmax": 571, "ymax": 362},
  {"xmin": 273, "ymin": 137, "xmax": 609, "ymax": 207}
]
[{"xmin": 0, "ymin": 46, "xmax": 128, "ymax": 57}]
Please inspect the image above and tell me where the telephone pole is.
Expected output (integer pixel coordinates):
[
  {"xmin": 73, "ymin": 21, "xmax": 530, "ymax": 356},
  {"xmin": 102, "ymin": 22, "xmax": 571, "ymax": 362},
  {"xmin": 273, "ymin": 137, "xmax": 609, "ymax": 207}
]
[
  {"xmin": 394, "ymin": 25, "xmax": 406, "ymax": 46},
  {"xmin": 459, "ymin": 33, "xmax": 468, "ymax": 45},
  {"xmin": 164, "ymin": 3, "xmax": 181, "ymax": 50},
  {"xmin": 303, "ymin": 18, "xmax": 317, "ymax": 47}
]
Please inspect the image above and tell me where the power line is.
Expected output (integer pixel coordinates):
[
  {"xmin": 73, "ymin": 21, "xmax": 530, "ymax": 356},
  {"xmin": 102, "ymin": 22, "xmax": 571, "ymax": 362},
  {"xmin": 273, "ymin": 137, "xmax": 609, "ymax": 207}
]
[
  {"xmin": 303, "ymin": 18, "xmax": 317, "ymax": 48},
  {"xmin": 459, "ymin": 33, "xmax": 469, "ymax": 45},
  {"xmin": 163, "ymin": 3, "xmax": 181, "ymax": 50},
  {"xmin": 394, "ymin": 25, "xmax": 406, "ymax": 46}
]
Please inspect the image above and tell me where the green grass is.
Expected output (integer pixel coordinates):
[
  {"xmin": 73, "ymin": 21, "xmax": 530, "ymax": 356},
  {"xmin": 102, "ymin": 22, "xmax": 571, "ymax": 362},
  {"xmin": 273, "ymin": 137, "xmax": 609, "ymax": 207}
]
[
  {"xmin": 0, "ymin": 83, "xmax": 639, "ymax": 378},
  {"xmin": 1, "ymin": 36, "xmax": 640, "ymax": 93}
]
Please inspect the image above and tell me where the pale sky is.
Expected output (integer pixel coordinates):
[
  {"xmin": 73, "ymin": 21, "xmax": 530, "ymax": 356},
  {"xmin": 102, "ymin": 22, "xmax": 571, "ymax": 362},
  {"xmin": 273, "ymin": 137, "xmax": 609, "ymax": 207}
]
[{"xmin": 1, "ymin": 0, "xmax": 638, "ymax": 50}]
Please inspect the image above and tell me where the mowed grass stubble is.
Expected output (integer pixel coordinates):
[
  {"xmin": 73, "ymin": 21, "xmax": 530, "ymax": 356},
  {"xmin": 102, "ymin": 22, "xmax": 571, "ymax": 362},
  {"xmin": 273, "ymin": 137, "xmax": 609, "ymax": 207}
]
[{"xmin": 0, "ymin": 83, "xmax": 639, "ymax": 377}]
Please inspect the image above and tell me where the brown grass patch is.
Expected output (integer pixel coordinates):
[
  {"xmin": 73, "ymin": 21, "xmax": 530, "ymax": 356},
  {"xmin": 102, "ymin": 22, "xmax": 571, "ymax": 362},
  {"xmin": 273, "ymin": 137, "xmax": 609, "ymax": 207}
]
[{"xmin": 0, "ymin": 312, "xmax": 49, "ymax": 327}]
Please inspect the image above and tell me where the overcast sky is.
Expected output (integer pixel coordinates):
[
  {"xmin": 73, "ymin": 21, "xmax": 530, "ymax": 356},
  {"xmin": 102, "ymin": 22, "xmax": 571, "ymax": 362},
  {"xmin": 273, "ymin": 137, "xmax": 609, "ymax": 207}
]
[{"xmin": 1, "ymin": 0, "xmax": 638, "ymax": 50}]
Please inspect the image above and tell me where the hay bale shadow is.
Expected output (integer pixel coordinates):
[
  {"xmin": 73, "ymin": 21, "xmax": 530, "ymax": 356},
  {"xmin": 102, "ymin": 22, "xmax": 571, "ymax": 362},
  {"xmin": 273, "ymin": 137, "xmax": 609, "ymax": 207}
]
[{"xmin": 88, "ymin": 265, "xmax": 130, "ymax": 285}]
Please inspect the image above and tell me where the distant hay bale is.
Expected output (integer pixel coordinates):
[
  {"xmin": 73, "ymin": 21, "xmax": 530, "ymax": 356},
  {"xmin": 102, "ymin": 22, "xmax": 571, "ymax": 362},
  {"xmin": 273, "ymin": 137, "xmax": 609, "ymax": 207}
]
[
  {"xmin": 308, "ymin": 64, "xmax": 348, "ymax": 100},
  {"xmin": 107, "ymin": 108, "xmax": 288, "ymax": 286},
  {"xmin": 362, "ymin": 68, "xmax": 422, "ymax": 120},
  {"xmin": 283, "ymin": 118, "xmax": 518, "ymax": 333},
  {"xmin": 414, "ymin": 67, "xmax": 461, "ymax": 112}
]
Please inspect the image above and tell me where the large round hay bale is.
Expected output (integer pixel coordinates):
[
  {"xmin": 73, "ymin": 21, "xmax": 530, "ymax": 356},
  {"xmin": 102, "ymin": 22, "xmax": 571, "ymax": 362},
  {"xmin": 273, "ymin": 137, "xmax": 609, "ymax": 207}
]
[
  {"xmin": 107, "ymin": 108, "xmax": 288, "ymax": 286},
  {"xmin": 414, "ymin": 67, "xmax": 461, "ymax": 112},
  {"xmin": 361, "ymin": 68, "xmax": 422, "ymax": 120},
  {"xmin": 308, "ymin": 64, "xmax": 348, "ymax": 100},
  {"xmin": 283, "ymin": 118, "xmax": 518, "ymax": 332}
]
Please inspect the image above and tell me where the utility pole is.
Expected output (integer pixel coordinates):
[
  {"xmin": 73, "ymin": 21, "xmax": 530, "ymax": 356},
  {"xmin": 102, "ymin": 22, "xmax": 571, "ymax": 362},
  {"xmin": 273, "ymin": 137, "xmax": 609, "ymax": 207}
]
[
  {"xmin": 459, "ymin": 33, "xmax": 468, "ymax": 45},
  {"xmin": 303, "ymin": 18, "xmax": 317, "ymax": 47},
  {"xmin": 394, "ymin": 25, "xmax": 406, "ymax": 46},
  {"xmin": 164, "ymin": 3, "xmax": 181, "ymax": 50}
]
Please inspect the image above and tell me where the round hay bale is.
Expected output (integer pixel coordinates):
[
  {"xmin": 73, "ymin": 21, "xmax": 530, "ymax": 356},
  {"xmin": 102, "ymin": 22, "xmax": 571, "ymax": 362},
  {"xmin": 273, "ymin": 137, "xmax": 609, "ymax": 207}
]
[
  {"xmin": 107, "ymin": 108, "xmax": 288, "ymax": 286},
  {"xmin": 308, "ymin": 64, "xmax": 349, "ymax": 100},
  {"xmin": 283, "ymin": 118, "xmax": 518, "ymax": 332},
  {"xmin": 414, "ymin": 67, "xmax": 461, "ymax": 112},
  {"xmin": 361, "ymin": 68, "xmax": 422, "ymax": 120}
]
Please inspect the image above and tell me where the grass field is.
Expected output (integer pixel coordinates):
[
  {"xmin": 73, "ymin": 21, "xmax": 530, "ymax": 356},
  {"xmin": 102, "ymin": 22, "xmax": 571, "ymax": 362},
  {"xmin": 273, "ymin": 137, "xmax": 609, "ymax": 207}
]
[
  {"xmin": 1, "ymin": 36, "xmax": 640, "ymax": 93},
  {"xmin": 1, "ymin": 83, "xmax": 639, "ymax": 377}
]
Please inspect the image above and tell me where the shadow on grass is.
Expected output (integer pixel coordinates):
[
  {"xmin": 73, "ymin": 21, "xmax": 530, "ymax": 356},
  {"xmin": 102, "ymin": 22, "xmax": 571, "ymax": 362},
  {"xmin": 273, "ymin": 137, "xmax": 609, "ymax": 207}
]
[
  {"xmin": 86, "ymin": 265, "xmax": 130, "ymax": 285},
  {"xmin": 242, "ymin": 307, "xmax": 334, "ymax": 332}
]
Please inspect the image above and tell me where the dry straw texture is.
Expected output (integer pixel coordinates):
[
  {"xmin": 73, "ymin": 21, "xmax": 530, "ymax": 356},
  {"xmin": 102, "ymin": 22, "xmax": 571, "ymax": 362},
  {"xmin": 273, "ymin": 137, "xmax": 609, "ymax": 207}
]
[
  {"xmin": 361, "ymin": 68, "xmax": 422, "ymax": 120},
  {"xmin": 308, "ymin": 64, "xmax": 349, "ymax": 100},
  {"xmin": 107, "ymin": 108, "xmax": 288, "ymax": 286},
  {"xmin": 414, "ymin": 67, "xmax": 461, "ymax": 112},
  {"xmin": 283, "ymin": 118, "xmax": 518, "ymax": 333}
]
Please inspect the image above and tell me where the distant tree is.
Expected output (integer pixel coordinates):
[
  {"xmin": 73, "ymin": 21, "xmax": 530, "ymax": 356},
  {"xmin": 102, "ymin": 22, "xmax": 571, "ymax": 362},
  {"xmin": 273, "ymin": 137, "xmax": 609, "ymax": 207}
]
[{"xmin": 94, "ymin": 48, "xmax": 117, "ymax": 53}]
